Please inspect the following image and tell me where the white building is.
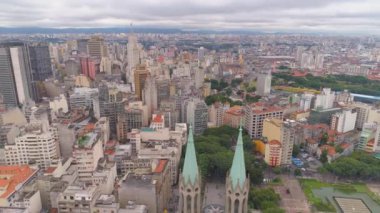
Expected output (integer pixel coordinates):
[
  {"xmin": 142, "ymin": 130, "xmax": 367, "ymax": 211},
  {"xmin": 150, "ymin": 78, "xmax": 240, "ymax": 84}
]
[
  {"xmin": 72, "ymin": 132, "xmax": 104, "ymax": 181},
  {"xmin": 331, "ymin": 109, "xmax": 357, "ymax": 133},
  {"xmin": 49, "ymin": 94, "xmax": 69, "ymax": 117},
  {"xmin": 256, "ymin": 72, "xmax": 272, "ymax": 96},
  {"xmin": 4, "ymin": 122, "xmax": 60, "ymax": 169},
  {"xmin": 69, "ymin": 87, "xmax": 98, "ymax": 110},
  {"xmin": 127, "ymin": 34, "xmax": 141, "ymax": 90},
  {"xmin": 314, "ymin": 88, "xmax": 335, "ymax": 110},
  {"xmin": 299, "ymin": 93, "xmax": 314, "ymax": 111}
]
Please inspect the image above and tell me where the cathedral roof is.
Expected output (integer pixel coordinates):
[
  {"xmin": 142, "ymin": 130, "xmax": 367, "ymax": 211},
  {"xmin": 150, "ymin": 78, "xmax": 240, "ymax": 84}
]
[
  {"xmin": 182, "ymin": 124, "xmax": 199, "ymax": 185},
  {"xmin": 229, "ymin": 126, "xmax": 246, "ymax": 190}
]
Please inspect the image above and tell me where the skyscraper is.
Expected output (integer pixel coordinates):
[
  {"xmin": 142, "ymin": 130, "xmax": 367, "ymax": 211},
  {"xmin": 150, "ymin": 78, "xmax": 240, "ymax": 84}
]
[
  {"xmin": 256, "ymin": 71, "xmax": 272, "ymax": 96},
  {"xmin": 127, "ymin": 33, "xmax": 140, "ymax": 88},
  {"xmin": 184, "ymin": 98, "xmax": 208, "ymax": 135},
  {"xmin": 0, "ymin": 42, "xmax": 34, "ymax": 108},
  {"xmin": 134, "ymin": 64, "xmax": 149, "ymax": 100},
  {"xmin": 29, "ymin": 43, "xmax": 53, "ymax": 81},
  {"xmin": 87, "ymin": 36, "xmax": 105, "ymax": 58},
  {"xmin": 77, "ymin": 39, "xmax": 89, "ymax": 55}
]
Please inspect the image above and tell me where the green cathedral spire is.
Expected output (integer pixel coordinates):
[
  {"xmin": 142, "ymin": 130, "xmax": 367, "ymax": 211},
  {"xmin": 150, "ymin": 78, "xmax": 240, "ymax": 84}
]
[
  {"xmin": 182, "ymin": 124, "xmax": 199, "ymax": 185},
  {"xmin": 229, "ymin": 125, "xmax": 246, "ymax": 190}
]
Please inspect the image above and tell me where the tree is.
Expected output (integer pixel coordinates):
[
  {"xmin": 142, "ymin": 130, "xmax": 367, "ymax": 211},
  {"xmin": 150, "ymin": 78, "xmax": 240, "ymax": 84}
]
[
  {"xmin": 292, "ymin": 144, "xmax": 300, "ymax": 157},
  {"xmin": 294, "ymin": 168, "xmax": 302, "ymax": 176},
  {"xmin": 320, "ymin": 150, "xmax": 328, "ymax": 164},
  {"xmin": 249, "ymin": 188, "xmax": 281, "ymax": 210}
]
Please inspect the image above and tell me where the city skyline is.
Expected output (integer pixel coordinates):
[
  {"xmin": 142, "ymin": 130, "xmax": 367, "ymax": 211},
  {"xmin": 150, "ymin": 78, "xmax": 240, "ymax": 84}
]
[{"xmin": 1, "ymin": 0, "xmax": 380, "ymax": 35}]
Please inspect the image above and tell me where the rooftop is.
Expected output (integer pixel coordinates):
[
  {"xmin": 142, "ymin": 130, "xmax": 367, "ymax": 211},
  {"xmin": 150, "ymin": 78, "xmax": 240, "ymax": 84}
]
[
  {"xmin": 75, "ymin": 132, "xmax": 100, "ymax": 148},
  {"xmin": 0, "ymin": 165, "xmax": 37, "ymax": 199}
]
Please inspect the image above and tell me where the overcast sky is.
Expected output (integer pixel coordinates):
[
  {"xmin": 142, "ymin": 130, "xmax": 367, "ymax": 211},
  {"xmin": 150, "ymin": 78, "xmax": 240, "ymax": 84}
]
[{"xmin": 1, "ymin": 0, "xmax": 380, "ymax": 34}]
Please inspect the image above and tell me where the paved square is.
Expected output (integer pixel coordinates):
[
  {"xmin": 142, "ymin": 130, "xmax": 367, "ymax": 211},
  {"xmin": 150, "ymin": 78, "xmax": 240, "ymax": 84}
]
[{"xmin": 334, "ymin": 197, "xmax": 371, "ymax": 213}]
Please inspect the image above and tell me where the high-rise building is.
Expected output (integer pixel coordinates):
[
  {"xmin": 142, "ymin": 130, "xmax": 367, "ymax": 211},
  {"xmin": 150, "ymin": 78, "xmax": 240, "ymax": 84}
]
[
  {"xmin": 225, "ymin": 127, "xmax": 249, "ymax": 213},
  {"xmin": 0, "ymin": 42, "xmax": 34, "ymax": 108},
  {"xmin": 314, "ymin": 88, "xmax": 335, "ymax": 110},
  {"xmin": 29, "ymin": 43, "xmax": 53, "ymax": 82},
  {"xmin": 184, "ymin": 98, "xmax": 208, "ymax": 135},
  {"xmin": 330, "ymin": 109, "xmax": 357, "ymax": 133},
  {"xmin": 134, "ymin": 64, "xmax": 149, "ymax": 100},
  {"xmin": 93, "ymin": 83, "xmax": 126, "ymax": 135},
  {"xmin": 352, "ymin": 102, "xmax": 372, "ymax": 129},
  {"xmin": 244, "ymin": 103, "xmax": 284, "ymax": 139},
  {"xmin": 87, "ymin": 36, "xmax": 105, "ymax": 58},
  {"xmin": 358, "ymin": 122, "xmax": 380, "ymax": 153},
  {"xmin": 299, "ymin": 93, "xmax": 314, "ymax": 111},
  {"xmin": 77, "ymin": 39, "xmax": 89, "ymax": 54},
  {"xmin": 194, "ymin": 67, "xmax": 204, "ymax": 89},
  {"xmin": 80, "ymin": 57, "xmax": 97, "ymax": 80},
  {"xmin": 263, "ymin": 118, "xmax": 296, "ymax": 165},
  {"xmin": 178, "ymin": 125, "xmax": 201, "ymax": 213},
  {"xmin": 143, "ymin": 76, "xmax": 158, "ymax": 117},
  {"xmin": 256, "ymin": 71, "xmax": 272, "ymax": 96},
  {"xmin": 209, "ymin": 102, "xmax": 228, "ymax": 127},
  {"xmin": 127, "ymin": 34, "xmax": 140, "ymax": 88}
]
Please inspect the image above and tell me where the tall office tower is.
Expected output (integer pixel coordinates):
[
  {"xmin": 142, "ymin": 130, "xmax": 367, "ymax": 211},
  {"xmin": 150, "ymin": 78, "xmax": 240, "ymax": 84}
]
[
  {"xmin": 143, "ymin": 76, "xmax": 158, "ymax": 117},
  {"xmin": 225, "ymin": 127, "xmax": 249, "ymax": 213},
  {"xmin": 4, "ymin": 121, "xmax": 60, "ymax": 169},
  {"xmin": 331, "ymin": 109, "xmax": 357, "ymax": 133},
  {"xmin": 87, "ymin": 36, "xmax": 105, "ymax": 58},
  {"xmin": 194, "ymin": 67, "xmax": 204, "ymax": 89},
  {"xmin": 0, "ymin": 42, "xmax": 34, "ymax": 108},
  {"xmin": 93, "ymin": 83, "xmax": 126, "ymax": 135},
  {"xmin": 29, "ymin": 43, "xmax": 53, "ymax": 81},
  {"xmin": 244, "ymin": 103, "xmax": 284, "ymax": 139},
  {"xmin": 80, "ymin": 57, "xmax": 97, "ymax": 80},
  {"xmin": 158, "ymin": 99, "xmax": 180, "ymax": 130},
  {"xmin": 184, "ymin": 98, "xmax": 208, "ymax": 135},
  {"xmin": 314, "ymin": 88, "xmax": 335, "ymax": 110},
  {"xmin": 299, "ymin": 93, "xmax": 315, "ymax": 111},
  {"xmin": 263, "ymin": 119, "xmax": 296, "ymax": 165},
  {"xmin": 77, "ymin": 39, "xmax": 89, "ymax": 55},
  {"xmin": 116, "ymin": 101, "xmax": 148, "ymax": 141},
  {"xmin": 178, "ymin": 125, "xmax": 202, "ymax": 213},
  {"xmin": 256, "ymin": 71, "xmax": 272, "ymax": 96},
  {"xmin": 134, "ymin": 64, "xmax": 149, "ymax": 100},
  {"xmin": 127, "ymin": 34, "xmax": 140, "ymax": 88},
  {"xmin": 156, "ymin": 79, "xmax": 170, "ymax": 107}
]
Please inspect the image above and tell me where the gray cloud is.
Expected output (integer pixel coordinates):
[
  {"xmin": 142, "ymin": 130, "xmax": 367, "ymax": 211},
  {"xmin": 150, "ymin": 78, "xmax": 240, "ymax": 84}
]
[{"xmin": 0, "ymin": 0, "xmax": 379, "ymax": 34}]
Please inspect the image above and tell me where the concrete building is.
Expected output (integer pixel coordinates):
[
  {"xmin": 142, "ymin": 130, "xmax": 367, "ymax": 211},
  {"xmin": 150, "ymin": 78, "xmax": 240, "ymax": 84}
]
[
  {"xmin": 57, "ymin": 184, "xmax": 99, "ymax": 213},
  {"xmin": 127, "ymin": 34, "xmax": 141, "ymax": 88},
  {"xmin": 93, "ymin": 83, "xmax": 126, "ymax": 135},
  {"xmin": 118, "ymin": 160, "xmax": 171, "ymax": 213},
  {"xmin": 72, "ymin": 132, "xmax": 104, "ymax": 181},
  {"xmin": 183, "ymin": 98, "xmax": 208, "ymax": 135},
  {"xmin": 331, "ymin": 109, "xmax": 357, "ymax": 133},
  {"xmin": 49, "ymin": 94, "xmax": 69, "ymax": 118},
  {"xmin": 358, "ymin": 122, "xmax": 380, "ymax": 153},
  {"xmin": 134, "ymin": 64, "xmax": 149, "ymax": 100},
  {"xmin": 262, "ymin": 118, "xmax": 296, "ymax": 165},
  {"xmin": 256, "ymin": 71, "xmax": 272, "ymax": 96},
  {"xmin": 225, "ymin": 127, "xmax": 249, "ymax": 213},
  {"xmin": 178, "ymin": 125, "xmax": 201, "ymax": 213},
  {"xmin": 150, "ymin": 114, "xmax": 165, "ymax": 130},
  {"xmin": 4, "ymin": 122, "xmax": 60, "ymax": 169},
  {"xmin": 299, "ymin": 93, "xmax": 314, "ymax": 111},
  {"xmin": 87, "ymin": 36, "xmax": 105, "ymax": 58},
  {"xmin": 0, "ymin": 42, "xmax": 34, "ymax": 108},
  {"xmin": 80, "ymin": 57, "xmax": 97, "ymax": 80},
  {"xmin": 244, "ymin": 103, "xmax": 284, "ymax": 139},
  {"xmin": 223, "ymin": 106, "xmax": 245, "ymax": 128},
  {"xmin": 100, "ymin": 57, "xmax": 112, "ymax": 74},
  {"xmin": 314, "ymin": 88, "xmax": 335, "ymax": 110},
  {"xmin": 76, "ymin": 39, "xmax": 88, "ymax": 55},
  {"xmin": 143, "ymin": 76, "xmax": 158, "ymax": 118},
  {"xmin": 28, "ymin": 43, "xmax": 52, "ymax": 82},
  {"xmin": 352, "ymin": 102, "xmax": 372, "ymax": 129},
  {"xmin": 69, "ymin": 87, "xmax": 98, "ymax": 110},
  {"xmin": 117, "ymin": 102, "xmax": 148, "ymax": 141},
  {"xmin": 194, "ymin": 67, "xmax": 204, "ymax": 89},
  {"xmin": 209, "ymin": 102, "xmax": 228, "ymax": 127}
]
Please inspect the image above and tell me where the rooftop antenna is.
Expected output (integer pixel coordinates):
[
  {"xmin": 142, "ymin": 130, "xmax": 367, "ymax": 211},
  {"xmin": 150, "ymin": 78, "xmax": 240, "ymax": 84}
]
[{"xmin": 130, "ymin": 22, "xmax": 134, "ymax": 34}]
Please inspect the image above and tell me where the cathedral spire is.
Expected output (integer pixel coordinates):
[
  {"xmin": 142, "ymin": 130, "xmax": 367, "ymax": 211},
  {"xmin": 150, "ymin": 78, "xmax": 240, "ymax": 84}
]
[
  {"xmin": 229, "ymin": 125, "xmax": 246, "ymax": 190},
  {"xmin": 182, "ymin": 124, "xmax": 199, "ymax": 185}
]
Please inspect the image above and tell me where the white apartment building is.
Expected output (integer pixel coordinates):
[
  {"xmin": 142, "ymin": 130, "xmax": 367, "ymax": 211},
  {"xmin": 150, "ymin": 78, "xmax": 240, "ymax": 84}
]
[
  {"xmin": 4, "ymin": 122, "xmax": 60, "ymax": 169},
  {"xmin": 314, "ymin": 88, "xmax": 335, "ymax": 110},
  {"xmin": 299, "ymin": 93, "xmax": 314, "ymax": 111},
  {"xmin": 72, "ymin": 132, "xmax": 104, "ymax": 181},
  {"xmin": 331, "ymin": 109, "xmax": 357, "ymax": 133}
]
